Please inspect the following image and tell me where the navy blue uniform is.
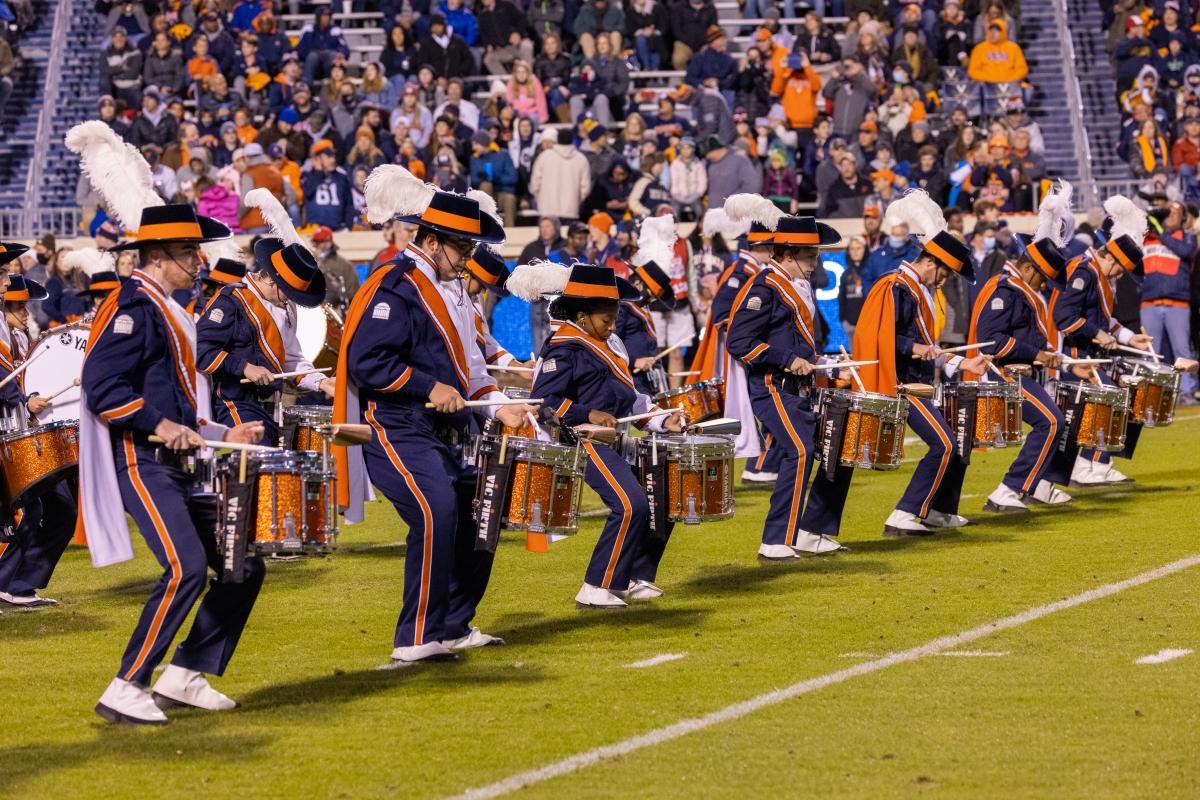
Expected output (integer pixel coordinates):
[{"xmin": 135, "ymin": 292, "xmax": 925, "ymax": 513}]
[
  {"xmin": 532, "ymin": 322, "xmax": 675, "ymax": 589},
  {"xmin": 82, "ymin": 271, "xmax": 263, "ymax": 685},
  {"xmin": 616, "ymin": 301, "xmax": 660, "ymax": 396}
]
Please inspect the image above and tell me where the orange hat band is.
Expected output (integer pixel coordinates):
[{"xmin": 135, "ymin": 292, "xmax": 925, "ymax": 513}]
[
  {"xmin": 209, "ymin": 269, "xmax": 242, "ymax": 284},
  {"xmin": 1106, "ymin": 239, "xmax": 1136, "ymax": 271},
  {"xmin": 5, "ymin": 289, "xmax": 30, "ymax": 301},
  {"xmin": 1027, "ymin": 245, "xmax": 1058, "ymax": 281},
  {"xmin": 747, "ymin": 231, "xmax": 775, "ymax": 243},
  {"xmin": 137, "ymin": 221, "xmax": 204, "ymax": 241},
  {"xmin": 466, "ymin": 257, "xmax": 501, "ymax": 284},
  {"xmin": 564, "ymin": 280, "xmax": 618, "ymax": 300},
  {"xmin": 634, "ymin": 265, "xmax": 665, "ymax": 298},
  {"xmin": 422, "ymin": 206, "xmax": 481, "ymax": 235},
  {"xmin": 271, "ymin": 249, "xmax": 312, "ymax": 291},
  {"xmin": 925, "ymin": 239, "xmax": 963, "ymax": 272},
  {"xmin": 772, "ymin": 232, "xmax": 820, "ymax": 246},
  {"xmin": 90, "ymin": 280, "xmax": 120, "ymax": 291}
]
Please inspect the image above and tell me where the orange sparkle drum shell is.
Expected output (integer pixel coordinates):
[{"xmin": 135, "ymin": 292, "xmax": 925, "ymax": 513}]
[
  {"xmin": 1054, "ymin": 382, "xmax": 1130, "ymax": 452},
  {"xmin": 940, "ymin": 381, "xmax": 1023, "ymax": 449},
  {"xmin": 282, "ymin": 405, "xmax": 333, "ymax": 452},
  {"xmin": 0, "ymin": 422, "xmax": 79, "ymax": 504},
  {"xmin": 1113, "ymin": 358, "xmax": 1180, "ymax": 427},
  {"xmin": 219, "ymin": 451, "xmax": 338, "ymax": 555},
  {"xmin": 474, "ymin": 436, "xmax": 585, "ymax": 536},
  {"xmin": 818, "ymin": 389, "xmax": 907, "ymax": 469},
  {"xmin": 654, "ymin": 379, "xmax": 725, "ymax": 423},
  {"xmin": 637, "ymin": 434, "xmax": 734, "ymax": 523}
]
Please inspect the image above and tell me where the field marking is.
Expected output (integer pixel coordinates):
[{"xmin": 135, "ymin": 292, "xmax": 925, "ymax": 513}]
[
  {"xmin": 626, "ymin": 653, "xmax": 688, "ymax": 669},
  {"xmin": 446, "ymin": 554, "xmax": 1200, "ymax": 800},
  {"xmin": 1135, "ymin": 648, "xmax": 1193, "ymax": 665},
  {"xmin": 939, "ymin": 650, "xmax": 1009, "ymax": 657}
]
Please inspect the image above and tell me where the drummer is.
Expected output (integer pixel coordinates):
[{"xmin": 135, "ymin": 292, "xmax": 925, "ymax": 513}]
[
  {"xmin": 197, "ymin": 238, "xmax": 334, "ymax": 446},
  {"xmin": 80, "ymin": 268, "xmax": 124, "ymax": 315},
  {"xmin": 621, "ymin": 260, "xmax": 678, "ymax": 396},
  {"xmin": 0, "ymin": 273, "xmax": 75, "ymax": 610},
  {"xmin": 198, "ymin": 257, "xmax": 247, "ymax": 309},
  {"xmin": 1051, "ymin": 197, "xmax": 1155, "ymax": 485},
  {"xmin": 854, "ymin": 190, "xmax": 992, "ymax": 537},
  {"xmin": 78, "ymin": 202, "xmax": 266, "ymax": 725},
  {"xmin": 462, "ymin": 244, "xmax": 534, "ymax": 372},
  {"xmin": 520, "ymin": 263, "xmax": 685, "ymax": 606},
  {"xmin": 334, "ymin": 169, "xmax": 536, "ymax": 664}
]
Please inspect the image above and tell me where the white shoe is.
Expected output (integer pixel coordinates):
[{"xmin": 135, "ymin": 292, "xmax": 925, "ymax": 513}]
[
  {"xmin": 0, "ymin": 590, "xmax": 57, "ymax": 608},
  {"xmin": 1028, "ymin": 480, "xmax": 1072, "ymax": 505},
  {"xmin": 924, "ymin": 510, "xmax": 970, "ymax": 528},
  {"xmin": 390, "ymin": 642, "xmax": 456, "ymax": 664},
  {"xmin": 741, "ymin": 470, "xmax": 778, "ymax": 484},
  {"xmin": 757, "ymin": 543, "xmax": 802, "ymax": 560},
  {"xmin": 882, "ymin": 509, "xmax": 933, "ymax": 536},
  {"xmin": 152, "ymin": 665, "xmax": 238, "ymax": 711},
  {"xmin": 96, "ymin": 678, "xmax": 170, "ymax": 725},
  {"xmin": 1099, "ymin": 463, "xmax": 1134, "ymax": 484},
  {"xmin": 984, "ymin": 484, "xmax": 1029, "ymax": 514},
  {"xmin": 441, "ymin": 627, "xmax": 505, "ymax": 650},
  {"xmin": 792, "ymin": 531, "xmax": 846, "ymax": 554},
  {"xmin": 616, "ymin": 579, "xmax": 665, "ymax": 601},
  {"xmin": 575, "ymin": 582, "xmax": 628, "ymax": 608},
  {"xmin": 1070, "ymin": 456, "xmax": 1107, "ymax": 486}
]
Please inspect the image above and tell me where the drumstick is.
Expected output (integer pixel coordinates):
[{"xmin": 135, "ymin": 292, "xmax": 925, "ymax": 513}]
[
  {"xmin": 1141, "ymin": 326, "xmax": 1161, "ymax": 360},
  {"xmin": 1114, "ymin": 343, "xmax": 1161, "ymax": 360},
  {"xmin": 1059, "ymin": 356, "xmax": 1111, "ymax": 365},
  {"xmin": 149, "ymin": 434, "xmax": 281, "ymax": 453},
  {"xmin": 987, "ymin": 361, "xmax": 1014, "ymax": 383},
  {"xmin": 45, "ymin": 378, "xmax": 81, "ymax": 402},
  {"xmin": 652, "ymin": 339, "xmax": 692, "ymax": 362},
  {"xmin": 486, "ymin": 364, "xmax": 535, "ymax": 373},
  {"xmin": 809, "ymin": 359, "xmax": 879, "ymax": 371},
  {"xmin": 239, "ymin": 367, "xmax": 332, "ymax": 384},
  {"xmin": 838, "ymin": 346, "xmax": 867, "ymax": 393},
  {"xmin": 938, "ymin": 341, "xmax": 995, "ymax": 354},
  {"xmin": 238, "ymin": 448, "xmax": 248, "ymax": 483},
  {"xmin": 670, "ymin": 371, "xmax": 700, "ymax": 377},
  {"xmin": 422, "ymin": 397, "xmax": 544, "ymax": 409},
  {"xmin": 0, "ymin": 343, "xmax": 50, "ymax": 390},
  {"xmin": 1090, "ymin": 367, "xmax": 1105, "ymax": 386},
  {"xmin": 313, "ymin": 423, "xmax": 373, "ymax": 446},
  {"xmin": 615, "ymin": 408, "xmax": 674, "ymax": 424}
]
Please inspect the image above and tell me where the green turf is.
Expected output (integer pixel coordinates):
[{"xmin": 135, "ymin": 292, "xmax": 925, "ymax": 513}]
[{"xmin": 2, "ymin": 413, "xmax": 1199, "ymax": 799}]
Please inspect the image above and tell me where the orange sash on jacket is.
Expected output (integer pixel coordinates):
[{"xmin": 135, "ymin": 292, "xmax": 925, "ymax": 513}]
[
  {"xmin": 550, "ymin": 321, "xmax": 636, "ymax": 390},
  {"xmin": 852, "ymin": 268, "xmax": 935, "ymax": 396},
  {"xmin": 232, "ymin": 286, "xmax": 286, "ymax": 374}
]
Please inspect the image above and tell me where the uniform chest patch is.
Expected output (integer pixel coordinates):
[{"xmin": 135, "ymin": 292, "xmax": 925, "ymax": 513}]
[
  {"xmin": 991, "ymin": 297, "xmax": 1004, "ymax": 311},
  {"xmin": 541, "ymin": 358, "xmax": 557, "ymax": 373},
  {"xmin": 728, "ymin": 277, "xmax": 740, "ymax": 288},
  {"xmin": 1072, "ymin": 278, "xmax": 1085, "ymax": 290},
  {"xmin": 208, "ymin": 308, "xmax": 224, "ymax": 324},
  {"xmin": 747, "ymin": 296, "xmax": 762, "ymax": 311},
  {"xmin": 113, "ymin": 314, "xmax": 134, "ymax": 335},
  {"xmin": 372, "ymin": 302, "xmax": 391, "ymax": 320}
]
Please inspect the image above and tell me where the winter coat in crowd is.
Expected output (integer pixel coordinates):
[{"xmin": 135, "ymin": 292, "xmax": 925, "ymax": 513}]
[{"xmin": 531, "ymin": 143, "xmax": 592, "ymax": 219}]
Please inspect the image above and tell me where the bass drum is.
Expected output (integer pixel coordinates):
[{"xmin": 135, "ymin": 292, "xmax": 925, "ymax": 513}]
[
  {"xmin": 23, "ymin": 322, "xmax": 90, "ymax": 423},
  {"xmin": 295, "ymin": 304, "xmax": 343, "ymax": 372}
]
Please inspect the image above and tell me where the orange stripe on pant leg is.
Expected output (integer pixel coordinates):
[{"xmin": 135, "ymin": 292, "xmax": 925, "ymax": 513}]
[
  {"xmin": 582, "ymin": 440, "xmax": 633, "ymax": 589},
  {"xmin": 1019, "ymin": 386, "xmax": 1060, "ymax": 493},
  {"xmin": 754, "ymin": 434, "xmax": 773, "ymax": 471},
  {"xmin": 907, "ymin": 397, "xmax": 952, "ymax": 519},
  {"xmin": 122, "ymin": 434, "xmax": 184, "ymax": 682},
  {"xmin": 766, "ymin": 383, "xmax": 807, "ymax": 546},
  {"xmin": 364, "ymin": 402, "xmax": 435, "ymax": 645},
  {"xmin": 223, "ymin": 399, "xmax": 244, "ymax": 426}
]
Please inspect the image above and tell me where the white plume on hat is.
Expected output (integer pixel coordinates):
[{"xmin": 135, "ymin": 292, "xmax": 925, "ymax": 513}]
[
  {"xmin": 1104, "ymin": 194, "xmax": 1148, "ymax": 248},
  {"xmin": 632, "ymin": 214, "xmax": 676, "ymax": 270},
  {"xmin": 62, "ymin": 247, "xmax": 115, "ymax": 277},
  {"xmin": 466, "ymin": 188, "xmax": 505, "ymax": 245},
  {"xmin": 882, "ymin": 189, "xmax": 946, "ymax": 240},
  {"xmin": 364, "ymin": 164, "xmax": 436, "ymax": 225},
  {"xmin": 201, "ymin": 237, "xmax": 248, "ymax": 266},
  {"xmin": 701, "ymin": 207, "xmax": 750, "ymax": 240},
  {"xmin": 245, "ymin": 187, "xmax": 308, "ymax": 251},
  {"xmin": 724, "ymin": 194, "xmax": 786, "ymax": 231},
  {"xmin": 506, "ymin": 260, "xmax": 570, "ymax": 302},
  {"xmin": 1034, "ymin": 179, "xmax": 1075, "ymax": 247},
  {"xmin": 65, "ymin": 120, "xmax": 162, "ymax": 230}
]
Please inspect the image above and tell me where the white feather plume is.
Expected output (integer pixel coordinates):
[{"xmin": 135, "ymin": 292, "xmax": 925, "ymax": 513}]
[
  {"xmin": 365, "ymin": 164, "xmax": 436, "ymax": 225},
  {"xmin": 61, "ymin": 247, "xmax": 115, "ymax": 277},
  {"xmin": 882, "ymin": 189, "xmax": 946, "ymax": 239},
  {"xmin": 632, "ymin": 214, "xmax": 677, "ymax": 269},
  {"xmin": 1035, "ymin": 179, "xmax": 1075, "ymax": 247},
  {"xmin": 1104, "ymin": 194, "xmax": 1148, "ymax": 247},
  {"xmin": 724, "ymin": 194, "xmax": 786, "ymax": 230},
  {"xmin": 201, "ymin": 237, "xmax": 248, "ymax": 266},
  {"xmin": 701, "ymin": 208, "xmax": 750, "ymax": 240},
  {"xmin": 245, "ymin": 187, "xmax": 305, "ymax": 250},
  {"xmin": 466, "ymin": 188, "xmax": 505, "ymax": 245},
  {"xmin": 506, "ymin": 260, "xmax": 570, "ymax": 302},
  {"xmin": 65, "ymin": 120, "xmax": 162, "ymax": 229}
]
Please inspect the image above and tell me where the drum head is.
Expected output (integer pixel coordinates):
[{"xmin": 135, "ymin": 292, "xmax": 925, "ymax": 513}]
[
  {"xmin": 295, "ymin": 305, "xmax": 329, "ymax": 364},
  {"xmin": 23, "ymin": 323, "xmax": 90, "ymax": 424}
]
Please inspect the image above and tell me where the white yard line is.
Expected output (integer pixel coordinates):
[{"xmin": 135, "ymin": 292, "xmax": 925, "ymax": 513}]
[
  {"xmin": 626, "ymin": 653, "xmax": 688, "ymax": 669},
  {"xmin": 1135, "ymin": 648, "xmax": 1194, "ymax": 665},
  {"xmin": 939, "ymin": 650, "xmax": 1009, "ymax": 657},
  {"xmin": 446, "ymin": 555, "xmax": 1200, "ymax": 800}
]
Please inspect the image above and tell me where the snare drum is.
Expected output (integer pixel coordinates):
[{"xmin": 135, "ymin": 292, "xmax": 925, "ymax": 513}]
[
  {"xmin": 654, "ymin": 379, "xmax": 725, "ymax": 422},
  {"xmin": 818, "ymin": 389, "xmax": 907, "ymax": 469},
  {"xmin": 282, "ymin": 405, "xmax": 333, "ymax": 451},
  {"xmin": 474, "ymin": 436, "xmax": 584, "ymax": 535},
  {"xmin": 1054, "ymin": 382, "xmax": 1130, "ymax": 452},
  {"xmin": 22, "ymin": 322, "xmax": 90, "ymax": 423},
  {"xmin": 1113, "ymin": 358, "xmax": 1180, "ymax": 427},
  {"xmin": 637, "ymin": 434, "xmax": 734, "ymax": 523},
  {"xmin": 940, "ymin": 381, "xmax": 1023, "ymax": 448},
  {"xmin": 217, "ymin": 450, "xmax": 338, "ymax": 555},
  {"xmin": 295, "ymin": 304, "xmax": 343, "ymax": 371},
  {"xmin": 0, "ymin": 421, "xmax": 79, "ymax": 504}
]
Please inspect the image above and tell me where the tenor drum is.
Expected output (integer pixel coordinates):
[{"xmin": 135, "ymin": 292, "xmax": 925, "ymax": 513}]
[
  {"xmin": 941, "ymin": 380, "xmax": 1023, "ymax": 448},
  {"xmin": 818, "ymin": 389, "xmax": 907, "ymax": 469},
  {"xmin": 217, "ymin": 450, "xmax": 338, "ymax": 555},
  {"xmin": 22, "ymin": 322, "xmax": 90, "ymax": 423},
  {"xmin": 636, "ymin": 434, "xmax": 734, "ymax": 523},
  {"xmin": 474, "ymin": 436, "xmax": 584, "ymax": 536},
  {"xmin": 0, "ymin": 421, "xmax": 79, "ymax": 504},
  {"xmin": 282, "ymin": 405, "xmax": 333, "ymax": 451},
  {"xmin": 295, "ymin": 304, "xmax": 343, "ymax": 371},
  {"xmin": 1055, "ymin": 382, "xmax": 1130, "ymax": 452},
  {"xmin": 654, "ymin": 379, "xmax": 725, "ymax": 422},
  {"xmin": 1113, "ymin": 358, "xmax": 1181, "ymax": 427}
]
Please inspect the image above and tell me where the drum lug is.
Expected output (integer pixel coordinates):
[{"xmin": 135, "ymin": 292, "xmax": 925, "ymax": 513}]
[
  {"xmin": 856, "ymin": 444, "xmax": 872, "ymax": 470},
  {"xmin": 528, "ymin": 500, "xmax": 545, "ymax": 534},
  {"xmin": 685, "ymin": 495, "xmax": 699, "ymax": 525},
  {"xmin": 993, "ymin": 424, "xmax": 1006, "ymax": 449},
  {"xmin": 282, "ymin": 513, "xmax": 301, "ymax": 550},
  {"xmin": 34, "ymin": 438, "xmax": 42, "ymax": 456}
]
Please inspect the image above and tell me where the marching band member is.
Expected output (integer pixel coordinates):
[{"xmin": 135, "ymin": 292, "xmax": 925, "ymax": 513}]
[
  {"xmin": 854, "ymin": 190, "xmax": 992, "ymax": 537},
  {"xmin": 199, "ymin": 257, "xmax": 247, "ymax": 307},
  {"xmin": 622, "ymin": 215, "xmax": 684, "ymax": 395},
  {"xmin": 462, "ymin": 240, "xmax": 534, "ymax": 371},
  {"xmin": 333, "ymin": 166, "xmax": 535, "ymax": 664},
  {"xmin": 197, "ymin": 190, "xmax": 334, "ymax": 445},
  {"xmin": 508, "ymin": 262, "xmax": 685, "ymax": 606},
  {"xmin": 63, "ymin": 248, "xmax": 122, "ymax": 317},
  {"xmin": 723, "ymin": 198, "xmax": 848, "ymax": 559},
  {"xmin": 69, "ymin": 121, "xmax": 265, "ymax": 725},
  {"xmin": 1051, "ymin": 196, "xmax": 1155, "ymax": 486}
]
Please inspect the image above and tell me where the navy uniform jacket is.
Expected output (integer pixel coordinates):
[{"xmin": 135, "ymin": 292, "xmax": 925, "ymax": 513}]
[
  {"xmin": 726, "ymin": 261, "xmax": 819, "ymax": 396},
  {"xmin": 890, "ymin": 265, "xmax": 940, "ymax": 385},
  {"xmin": 0, "ymin": 318, "xmax": 25, "ymax": 410},
  {"xmin": 1052, "ymin": 258, "xmax": 1127, "ymax": 356},
  {"xmin": 971, "ymin": 267, "xmax": 1053, "ymax": 366},
  {"xmin": 616, "ymin": 301, "xmax": 659, "ymax": 396},
  {"xmin": 82, "ymin": 273, "xmax": 201, "ymax": 444},
  {"xmin": 532, "ymin": 321, "xmax": 654, "ymax": 426},
  {"xmin": 708, "ymin": 252, "xmax": 760, "ymax": 327}
]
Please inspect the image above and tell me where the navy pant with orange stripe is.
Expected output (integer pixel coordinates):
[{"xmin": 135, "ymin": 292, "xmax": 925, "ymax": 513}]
[
  {"xmin": 800, "ymin": 464, "xmax": 855, "ymax": 536},
  {"xmin": 212, "ymin": 397, "xmax": 279, "ymax": 446},
  {"xmin": 748, "ymin": 386, "xmax": 818, "ymax": 547},
  {"xmin": 115, "ymin": 441, "xmax": 264, "ymax": 685},
  {"xmin": 580, "ymin": 441, "xmax": 659, "ymax": 589},
  {"xmin": 898, "ymin": 397, "xmax": 966, "ymax": 518},
  {"xmin": 1003, "ymin": 378, "xmax": 1068, "ymax": 493},
  {"xmin": 744, "ymin": 431, "xmax": 784, "ymax": 477},
  {"xmin": 0, "ymin": 478, "xmax": 76, "ymax": 597},
  {"xmin": 361, "ymin": 412, "xmax": 493, "ymax": 648}
]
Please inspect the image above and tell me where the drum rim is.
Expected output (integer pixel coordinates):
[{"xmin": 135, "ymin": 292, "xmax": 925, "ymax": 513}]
[
  {"xmin": 282, "ymin": 405, "xmax": 334, "ymax": 419},
  {"xmin": 946, "ymin": 380, "xmax": 1021, "ymax": 397},
  {"xmin": 227, "ymin": 449, "xmax": 333, "ymax": 471},
  {"xmin": 0, "ymin": 420, "xmax": 79, "ymax": 441},
  {"xmin": 31, "ymin": 320, "xmax": 91, "ymax": 349}
]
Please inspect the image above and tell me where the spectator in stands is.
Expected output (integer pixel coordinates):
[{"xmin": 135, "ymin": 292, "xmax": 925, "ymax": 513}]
[
  {"xmin": 268, "ymin": 142, "xmax": 303, "ymax": 216},
  {"xmin": 574, "ymin": 0, "xmax": 625, "ymax": 60},
  {"xmin": 235, "ymin": 142, "xmax": 290, "ymax": 232},
  {"xmin": 255, "ymin": 13, "xmax": 292, "ymax": 74},
  {"xmin": 734, "ymin": 38, "xmax": 772, "ymax": 121},
  {"xmin": 850, "ymin": 121, "xmax": 879, "ymax": 169},
  {"xmin": 862, "ymin": 221, "xmax": 918, "ymax": 292},
  {"xmin": 381, "ymin": 26, "xmax": 415, "ymax": 90},
  {"xmin": 477, "ymin": 0, "xmax": 534, "ymax": 75},
  {"xmin": 130, "ymin": 86, "xmax": 180, "ymax": 149},
  {"xmin": 520, "ymin": 215, "xmax": 566, "ymax": 266},
  {"xmin": 686, "ymin": 26, "xmax": 736, "ymax": 99},
  {"xmin": 346, "ymin": 126, "xmax": 387, "ymax": 170},
  {"xmin": 531, "ymin": 128, "xmax": 592, "ymax": 223},
  {"xmin": 298, "ymin": 7, "xmax": 351, "ymax": 86},
  {"xmin": 839, "ymin": 235, "xmax": 869, "ymax": 335},
  {"xmin": 506, "ymin": 60, "xmax": 549, "ymax": 124},
  {"xmin": 1152, "ymin": 1, "xmax": 1192, "ymax": 50},
  {"xmin": 309, "ymin": 226, "xmax": 360, "ymax": 310},
  {"xmin": 650, "ymin": 96, "xmax": 692, "ymax": 149},
  {"xmin": 101, "ymin": 26, "xmax": 144, "ymax": 109},
  {"xmin": 891, "ymin": 24, "xmax": 939, "ymax": 87},
  {"xmin": 592, "ymin": 32, "xmax": 632, "ymax": 118},
  {"xmin": 868, "ymin": 169, "xmax": 900, "ymax": 213},
  {"xmin": 586, "ymin": 160, "xmax": 635, "ymax": 218},
  {"xmin": 103, "ymin": 0, "xmax": 150, "ymax": 36},
  {"xmin": 392, "ymin": 84, "xmax": 433, "ymax": 148},
  {"xmin": 268, "ymin": 56, "xmax": 302, "ymax": 113},
  {"xmin": 704, "ymin": 135, "xmax": 760, "ymax": 208},
  {"xmin": 815, "ymin": 135, "xmax": 849, "ymax": 200},
  {"xmin": 530, "ymin": 0, "xmax": 565, "ymax": 41},
  {"xmin": 416, "ymin": 13, "xmax": 474, "ymax": 80},
  {"xmin": 568, "ymin": 60, "xmax": 613, "ymax": 125},
  {"xmin": 176, "ymin": 146, "xmax": 218, "ymax": 188},
  {"xmin": 629, "ymin": 153, "xmax": 674, "ymax": 216},
  {"xmin": 779, "ymin": 53, "xmax": 823, "ymax": 144},
  {"xmin": 967, "ymin": 19, "xmax": 1028, "ymax": 86},
  {"xmin": 795, "ymin": 12, "xmax": 840, "ymax": 65},
  {"xmin": 1171, "ymin": 115, "xmax": 1200, "ymax": 200},
  {"xmin": 196, "ymin": 166, "xmax": 242, "ymax": 233},
  {"xmin": 934, "ymin": 0, "xmax": 972, "ymax": 67},
  {"xmin": 822, "ymin": 56, "xmax": 875, "ymax": 136},
  {"xmin": 259, "ymin": 107, "xmax": 311, "ymax": 164},
  {"xmin": 143, "ymin": 35, "xmax": 188, "ymax": 101},
  {"xmin": 763, "ymin": 148, "xmax": 799, "ymax": 213},
  {"xmin": 1114, "ymin": 14, "xmax": 1154, "ymax": 93},
  {"xmin": 439, "ymin": 0, "xmax": 480, "ymax": 47},
  {"xmin": 534, "ymin": 32, "xmax": 572, "ymax": 123},
  {"xmin": 1131, "ymin": 117, "xmax": 1172, "ymax": 177},
  {"xmin": 187, "ymin": 34, "xmax": 220, "ymax": 91},
  {"xmin": 1010, "ymin": 128, "xmax": 1045, "ymax": 180},
  {"xmin": 909, "ymin": 144, "xmax": 947, "ymax": 201},
  {"xmin": 301, "ymin": 140, "xmax": 355, "ymax": 230},
  {"xmin": 1142, "ymin": 202, "xmax": 1200, "ymax": 401},
  {"xmin": 670, "ymin": 0, "xmax": 719, "ymax": 71},
  {"xmin": 820, "ymin": 152, "xmax": 872, "ymax": 218},
  {"xmin": 693, "ymin": 83, "xmax": 736, "ymax": 144},
  {"xmin": 229, "ymin": 0, "xmax": 265, "ymax": 34},
  {"xmin": 627, "ymin": 0, "xmax": 670, "ymax": 70},
  {"xmin": 669, "ymin": 136, "xmax": 707, "ymax": 220},
  {"xmin": 470, "ymin": 131, "xmax": 519, "ymax": 226},
  {"xmin": 97, "ymin": 95, "xmax": 131, "ymax": 141},
  {"xmin": 198, "ymin": 72, "xmax": 243, "ymax": 116},
  {"xmin": 191, "ymin": 11, "xmax": 238, "ymax": 77}
]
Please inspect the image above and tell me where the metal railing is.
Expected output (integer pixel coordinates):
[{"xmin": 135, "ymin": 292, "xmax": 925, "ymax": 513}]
[
  {"xmin": 18, "ymin": 0, "xmax": 74, "ymax": 236},
  {"xmin": 1054, "ymin": 0, "xmax": 1097, "ymax": 207}
]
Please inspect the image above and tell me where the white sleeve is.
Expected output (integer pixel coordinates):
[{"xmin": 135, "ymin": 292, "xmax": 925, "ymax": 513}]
[
  {"xmin": 1116, "ymin": 326, "xmax": 1135, "ymax": 345},
  {"xmin": 940, "ymin": 354, "xmax": 964, "ymax": 378}
]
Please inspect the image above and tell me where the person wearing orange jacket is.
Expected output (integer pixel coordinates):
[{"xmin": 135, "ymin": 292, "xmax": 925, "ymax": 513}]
[
  {"xmin": 967, "ymin": 19, "xmax": 1028, "ymax": 84},
  {"xmin": 780, "ymin": 52, "xmax": 823, "ymax": 142}
]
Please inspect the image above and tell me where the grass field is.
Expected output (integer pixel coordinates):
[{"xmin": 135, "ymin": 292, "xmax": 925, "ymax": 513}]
[{"xmin": 3, "ymin": 412, "xmax": 1199, "ymax": 799}]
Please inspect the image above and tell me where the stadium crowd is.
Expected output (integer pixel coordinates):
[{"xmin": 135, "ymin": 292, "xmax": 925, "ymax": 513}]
[{"xmin": 0, "ymin": 0, "xmax": 35, "ymax": 115}]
